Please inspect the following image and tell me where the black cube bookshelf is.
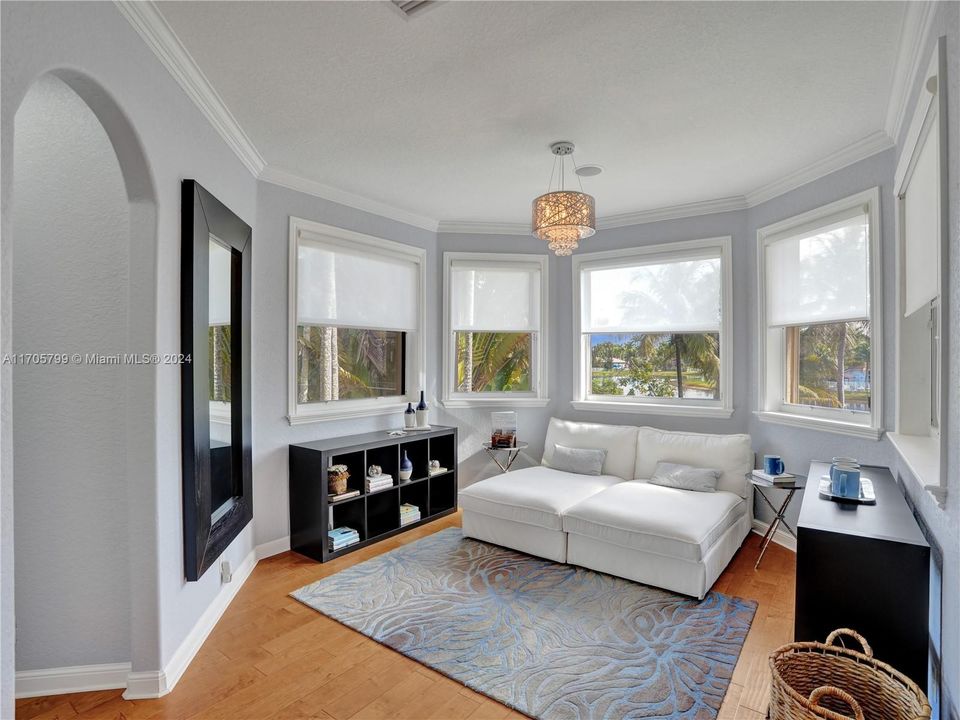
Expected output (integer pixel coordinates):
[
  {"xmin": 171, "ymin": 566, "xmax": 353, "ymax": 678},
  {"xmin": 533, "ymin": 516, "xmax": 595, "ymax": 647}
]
[{"xmin": 289, "ymin": 426, "xmax": 458, "ymax": 562}]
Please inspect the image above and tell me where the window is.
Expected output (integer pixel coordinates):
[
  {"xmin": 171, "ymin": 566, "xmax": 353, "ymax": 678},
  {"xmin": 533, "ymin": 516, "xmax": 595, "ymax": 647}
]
[
  {"xmin": 288, "ymin": 218, "xmax": 425, "ymax": 423},
  {"xmin": 757, "ymin": 188, "xmax": 882, "ymax": 438},
  {"xmin": 442, "ymin": 253, "xmax": 548, "ymax": 407},
  {"xmin": 572, "ymin": 237, "xmax": 733, "ymax": 417},
  {"xmin": 890, "ymin": 38, "xmax": 947, "ymax": 504}
]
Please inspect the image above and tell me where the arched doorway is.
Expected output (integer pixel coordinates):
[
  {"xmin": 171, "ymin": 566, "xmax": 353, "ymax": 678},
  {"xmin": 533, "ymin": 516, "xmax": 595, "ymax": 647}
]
[{"xmin": 8, "ymin": 71, "xmax": 158, "ymax": 695}]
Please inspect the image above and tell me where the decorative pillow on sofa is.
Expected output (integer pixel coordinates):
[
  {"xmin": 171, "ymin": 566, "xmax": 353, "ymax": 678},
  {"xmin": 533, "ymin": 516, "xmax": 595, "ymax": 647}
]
[
  {"xmin": 551, "ymin": 444, "xmax": 607, "ymax": 476},
  {"xmin": 648, "ymin": 462, "xmax": 720, "ymax": 492}
]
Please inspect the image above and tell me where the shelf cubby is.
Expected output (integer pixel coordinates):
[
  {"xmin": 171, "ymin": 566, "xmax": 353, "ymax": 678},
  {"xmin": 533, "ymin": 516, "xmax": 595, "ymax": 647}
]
[{"xmin": 399, "ymin": 438, "xmax": 429, "ymax": 481}]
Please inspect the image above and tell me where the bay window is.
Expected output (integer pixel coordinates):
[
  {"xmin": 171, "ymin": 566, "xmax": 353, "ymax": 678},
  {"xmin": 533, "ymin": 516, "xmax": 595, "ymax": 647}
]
[
  {"xmin": 757, "ymin": 188, "xmax": 882, "ymax": 438},
  {"xmin": 442, "ymin": 253, "xmax": 548, "ymax": 407},
  {"xmin": 288, "ymin": 218, "xmax": 425, "ymax": 423},
  {"xmin": 572, "ymin": 237, "xmax": 733, "ymax": 417}
]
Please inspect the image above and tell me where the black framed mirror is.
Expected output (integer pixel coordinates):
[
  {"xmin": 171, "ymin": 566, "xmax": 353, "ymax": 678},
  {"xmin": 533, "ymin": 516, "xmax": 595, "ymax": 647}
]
[{"xmin": 181, "ymin": 179, "xmax": 252, "ymax": 581}]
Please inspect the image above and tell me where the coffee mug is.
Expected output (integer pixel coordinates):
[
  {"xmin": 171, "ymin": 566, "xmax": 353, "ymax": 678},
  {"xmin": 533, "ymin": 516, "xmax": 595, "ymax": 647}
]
[
  {"xmin": 764, "ymin": 455, "xmax": 785, "ymax": 475},
  {"xmin": 830, "ymin": 462, "xmax": 861, "ymax": 499}
]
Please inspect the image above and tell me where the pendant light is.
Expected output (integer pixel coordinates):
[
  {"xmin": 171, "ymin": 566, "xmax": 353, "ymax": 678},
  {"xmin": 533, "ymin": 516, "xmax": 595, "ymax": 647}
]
[{"xmin": 532, "ymin": 141, "xmax": 596, "ymax": 256}]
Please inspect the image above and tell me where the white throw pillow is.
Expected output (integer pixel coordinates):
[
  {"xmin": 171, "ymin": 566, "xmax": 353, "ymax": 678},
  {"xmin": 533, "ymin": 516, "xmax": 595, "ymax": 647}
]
[
  {"xmin": 648, "ymin": 462, "xmax": 720, "ymax": 492},
  {"xmin": 542, "ymin": 418, "xmax": 639, "ymax": 480},
  {"xmin": 634, "ymin": 427, "xmax": 753, "ymax": 498},
  {"xmin": 551, "ymin": 444, "xmax": 607, "ymax": 476}
]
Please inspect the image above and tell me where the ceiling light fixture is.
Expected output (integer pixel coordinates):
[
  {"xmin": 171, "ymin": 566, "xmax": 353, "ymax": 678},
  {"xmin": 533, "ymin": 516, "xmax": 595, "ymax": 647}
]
[{"xmin": 532, "ymin": 141, "xmax": 596, "ymax": 256}]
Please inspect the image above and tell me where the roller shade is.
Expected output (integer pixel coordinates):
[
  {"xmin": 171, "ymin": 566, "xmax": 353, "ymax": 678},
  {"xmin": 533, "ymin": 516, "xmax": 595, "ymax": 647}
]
[
  {"xmin": 297, "ymin": 240, "xmax": 419, "ymax": 331},
  {"xmin": 902, "ymin": 115, "xmax": 941, "ymax": 317},
  {"xmin": 581, "ymin": 255, "xmax": 721, "ymax": 333},
  {"xmin": 450, "ymin": 262, "xmax": 541, "ymax": 332},
  {"xmin": 765, "ymin": 209, "xmax": 870, "ymax": 327},
  {"xmin": 208, "ymin": 239, "xmax": 232, "ymax": 327}
]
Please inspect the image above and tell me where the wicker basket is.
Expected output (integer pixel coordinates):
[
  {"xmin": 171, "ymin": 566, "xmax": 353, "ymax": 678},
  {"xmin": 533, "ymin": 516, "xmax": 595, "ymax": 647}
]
[
  {"xmin": 769, "ymin": 628, "xmax": 931, "ymax": 720},
  {"xmin": 327, "ymin": 468, "xmax": 349, "ymax": 495}
]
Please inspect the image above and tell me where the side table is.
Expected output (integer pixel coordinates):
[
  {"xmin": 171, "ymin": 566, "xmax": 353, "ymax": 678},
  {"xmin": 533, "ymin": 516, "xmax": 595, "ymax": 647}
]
[
  {"xmin": 481, "ymin": 441, "xmax": 528, "ymax": 473},
  {"xmin": 749, "ymin": 474, "xmax": 805, "ymax": 569}
]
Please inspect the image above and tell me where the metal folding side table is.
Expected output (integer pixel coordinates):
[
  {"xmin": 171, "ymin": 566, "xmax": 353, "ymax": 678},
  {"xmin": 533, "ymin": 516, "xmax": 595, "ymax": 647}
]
[
  {"xmin": 749, "ymin": 474, "xmax": 805, "ymax": 569},
  {"xmin": 481, "ymin": 441, "xmax": 529, "ymax": 473}
]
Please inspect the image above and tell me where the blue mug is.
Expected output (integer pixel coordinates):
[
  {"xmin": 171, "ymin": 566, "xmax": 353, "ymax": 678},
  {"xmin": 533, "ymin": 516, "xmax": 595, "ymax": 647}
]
[
  {"xmin": 763, "ymin": 455, "xmax": 784, "ymax": 475},
  {"xmin": 830, "ymin": 463, "xmax": 861, "ymax": 499}
]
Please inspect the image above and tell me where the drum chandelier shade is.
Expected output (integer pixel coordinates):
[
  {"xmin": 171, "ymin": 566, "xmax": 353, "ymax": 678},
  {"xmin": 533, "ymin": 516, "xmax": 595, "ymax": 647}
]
[{"xmin": 531, "ymin": 142, "xmax": 596, "ymax": 256}]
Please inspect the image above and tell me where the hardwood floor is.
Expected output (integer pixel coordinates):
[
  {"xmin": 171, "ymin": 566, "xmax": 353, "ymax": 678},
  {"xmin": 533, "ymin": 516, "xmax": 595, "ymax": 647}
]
[{"xmin": 15, "ymin": 512, "xmax": 796, "ymax": 720}]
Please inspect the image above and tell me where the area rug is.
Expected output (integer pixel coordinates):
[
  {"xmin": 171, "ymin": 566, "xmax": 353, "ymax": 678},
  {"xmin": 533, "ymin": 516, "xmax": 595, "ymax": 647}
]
[{"xmin": 291, "ymin": 528, "xmax": 757, "ymax": 720}]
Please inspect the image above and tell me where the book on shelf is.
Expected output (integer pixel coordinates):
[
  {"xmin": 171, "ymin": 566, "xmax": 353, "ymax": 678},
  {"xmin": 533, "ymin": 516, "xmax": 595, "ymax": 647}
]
[
  {"xmin": 751, "ymin": 469, "xmax": 796, "ymax": 484},
  {"xmin": 428, "ymin": 467, "xmax": 448, "ymax": 476},
  {"xmin": 330, "ymin": 489, "xmax": 360, "ymax": 503},
  {"xmin": 366, "ymin": 480, "xmax": 394, "ymax": 492},
  {"xmin": 366, "ymin": 474, "xmax": 393, "ymax": 482}
]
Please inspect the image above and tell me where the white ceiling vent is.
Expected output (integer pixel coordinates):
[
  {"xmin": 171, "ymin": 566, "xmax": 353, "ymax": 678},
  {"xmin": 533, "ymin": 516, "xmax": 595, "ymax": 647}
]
[{"xmin": 390, "ymin": 1, "xmax": 436, "ymax": 18}]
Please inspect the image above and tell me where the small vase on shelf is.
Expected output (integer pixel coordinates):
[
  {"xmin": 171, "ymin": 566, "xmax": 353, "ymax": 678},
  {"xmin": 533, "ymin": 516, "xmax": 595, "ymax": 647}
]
[
  {"xmin": 416, "ymin": 391, "xmax": 429, "ymax": 428},
  {"xmin": 404, "ymin": 402, "xmax": 416, "ymax": 429},
  {"xmin": 399, "ymin": 450, "xmax": 413, "ymax": 481}
]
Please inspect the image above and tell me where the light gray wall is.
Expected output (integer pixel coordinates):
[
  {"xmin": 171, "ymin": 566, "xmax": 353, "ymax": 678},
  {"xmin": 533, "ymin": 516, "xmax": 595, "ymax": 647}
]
[
  {"xmin": 889, "ymin": 4, "xmax": 960, "ymax": 715},
  {"xmin": 11, "ymin": 76, "xmax": 132, "ymax": 671},
  {"xmin": 1, "ymin": 1, "xmax": 259, "ymax": 700},
  {"xmin": 251, "ymin": 182, "xmax": 438, "ymax": 547},
  {"xmin": 746, "ymin": 149, "xmax": 899, "ymax": 530}
]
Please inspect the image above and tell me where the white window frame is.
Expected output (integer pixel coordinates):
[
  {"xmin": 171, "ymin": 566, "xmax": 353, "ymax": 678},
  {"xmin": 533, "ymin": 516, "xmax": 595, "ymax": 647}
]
[
  {"xmin": 287, "ymin": 217, "xmax": 426, "ymax": 424},
  {"xmin": 441, "ymin": 252, "xmax": 549, "ymax": 408},
  {"xmin": 889, "ymin": 37, "xmax": 948, "ymax": 502},
  {"xmin": 571, "ymin": 236, "xmax": 734, "ymax": 418},
  {"xmin": 756, "ymin": 187, "xmax": 883, "ymax": 440}
]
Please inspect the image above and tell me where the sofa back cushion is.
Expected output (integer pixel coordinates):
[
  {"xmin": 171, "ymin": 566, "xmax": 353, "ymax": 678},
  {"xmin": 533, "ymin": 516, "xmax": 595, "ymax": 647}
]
[
  {"xmin": 634, "ymin": 427, "xmax": 752, "ymax": 498},
  {"xmin": 542, "ymin": 418, "xmax": 638, "ymax": 480}
]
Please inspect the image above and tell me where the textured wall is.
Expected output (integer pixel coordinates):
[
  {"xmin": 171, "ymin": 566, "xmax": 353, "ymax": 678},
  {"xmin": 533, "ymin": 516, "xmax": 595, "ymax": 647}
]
[
  {"xmin": 251, "ymin": 182, "xmax": 438, "ymax": 548},
  {"xmin": 1, "ymin": 1, "xmax": 259, "ymax": 698},
  {"xmin": 12, "ymin": 75, "xmax": 131, "ymax": 671}
]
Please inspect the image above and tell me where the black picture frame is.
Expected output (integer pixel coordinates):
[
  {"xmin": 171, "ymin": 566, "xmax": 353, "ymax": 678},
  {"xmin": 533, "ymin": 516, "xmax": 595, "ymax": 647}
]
[{"xmin": 181, "ymin": 179, "xmax": 252, "ymax": 582}]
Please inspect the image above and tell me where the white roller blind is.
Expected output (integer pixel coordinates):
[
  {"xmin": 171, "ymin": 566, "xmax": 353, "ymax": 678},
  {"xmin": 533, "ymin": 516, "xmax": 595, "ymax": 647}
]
[
  {"xmin": 209, "ymin": 238, "xmax": 232, "ymax": 326},
  {"xmin": 450, "ymin": 262, "xmax": 540, "ymax": 332},
  {"xmin": 765, "ymin": 210, "xmax": 870, "ymax": 327},
  {"xmin": 581, "ymin": 255, "xmax": 721, "ymax": 333},
  {"xmin": 903, "ymin": 115, "xmax": 940, "ymax": 317},
  {"xmin": 297, "ymin": 240, "xmax": 419, "ymax": 331}
]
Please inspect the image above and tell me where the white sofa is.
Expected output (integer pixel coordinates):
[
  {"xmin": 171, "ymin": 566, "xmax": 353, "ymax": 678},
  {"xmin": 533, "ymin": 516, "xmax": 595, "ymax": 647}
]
[{"xmin": 459, "ymin": 418, "xmax": 753, "ymax": 599}]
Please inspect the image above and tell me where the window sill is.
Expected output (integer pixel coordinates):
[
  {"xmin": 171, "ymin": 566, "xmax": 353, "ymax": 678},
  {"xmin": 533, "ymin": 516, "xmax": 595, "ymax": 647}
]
[
  {"xmin": 441, "ymin": 397, "xmax": 551, "ymax": 409},
  {"xmin": 288, "ymin": 401, "xmax": 407, "ymax": 425},
  {"xmin": 571, "ymin": 400, "xmax": 734, "ymax": 418},
  {"xmin": 755, "ymin": 411, "xmax": 883, "ymax": 440},
  {"xmin": 888, "ymin": 432, "xmax": 943, "ymax": 494}
]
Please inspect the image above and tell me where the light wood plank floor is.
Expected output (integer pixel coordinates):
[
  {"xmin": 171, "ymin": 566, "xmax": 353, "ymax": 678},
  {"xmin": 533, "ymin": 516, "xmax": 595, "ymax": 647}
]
[{"xmin": 16, "ymin": 512, "xmax": 795, "ymax": 720}]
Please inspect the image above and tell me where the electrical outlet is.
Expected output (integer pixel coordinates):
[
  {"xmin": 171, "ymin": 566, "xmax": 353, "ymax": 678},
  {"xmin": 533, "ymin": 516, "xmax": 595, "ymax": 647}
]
[{"xmin": 220, "ymin": 560, "xmax": 232, "ymax": 584}]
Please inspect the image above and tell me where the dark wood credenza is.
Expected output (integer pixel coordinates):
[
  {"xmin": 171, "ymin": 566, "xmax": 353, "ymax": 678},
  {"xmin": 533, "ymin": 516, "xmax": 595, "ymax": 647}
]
[
  {"xmin": 796, "ymin": 462, "xmax": 930, "ymax": 692},
  {"xmin": 289, "ymin": 426, "xmax": 458, "ymax": 563}
]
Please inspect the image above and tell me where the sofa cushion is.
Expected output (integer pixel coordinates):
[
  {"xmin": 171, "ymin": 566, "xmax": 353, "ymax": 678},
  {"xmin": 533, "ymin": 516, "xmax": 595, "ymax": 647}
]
[
  {"xmin": 562, "ymin": 482, "xmax": 747, "ymax": 562},
  {"xmin": 551, "ymin": 444, "xmax": 607, "ymax": 476},
  {"xmin": 459, "ymin": 466, "xmax": 621, "ymax": 531},
  {"xmin": 542, "ymin": 418, "xmax": 639, "ymax": 480},
  {"xmin": 648, "ymin": 462, "xmax": 720, "ymax": 492},
  {"xmin": 634, "ymin": 427, "xmax": 752, "ymax": 498}
]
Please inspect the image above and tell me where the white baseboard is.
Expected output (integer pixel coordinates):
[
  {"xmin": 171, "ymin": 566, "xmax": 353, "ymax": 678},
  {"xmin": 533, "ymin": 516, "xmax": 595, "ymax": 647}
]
[
  {"xmin": 751, "ymin": 518, "xmax": 797, "ymax": 553},
  {"xmin": 16, "ymin": 662, "xmax": 132, "ymax": 698},
  {"xmin": 18, "ymin": 535, "xmax": 298, "ymax": 701},
  {"xmin": 256, "ymin": 535, "xmax": 290, "ymax": 560},
  {"xmin": 123, "ymin": 535, "xmax": 287, "ymax": 700}
]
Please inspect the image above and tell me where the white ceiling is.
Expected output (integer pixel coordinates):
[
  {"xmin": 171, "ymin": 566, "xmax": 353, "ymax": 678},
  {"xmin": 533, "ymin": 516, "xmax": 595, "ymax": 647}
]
[{"xmin": 155, "ymin": 1, "xmax": 908, "ymax": 226}]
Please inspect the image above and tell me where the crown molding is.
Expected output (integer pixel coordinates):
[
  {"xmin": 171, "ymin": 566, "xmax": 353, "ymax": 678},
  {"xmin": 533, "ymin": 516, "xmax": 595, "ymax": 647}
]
[
  {"xmin": 435, "ymin": 220, "xmax": 528, "ymax": 235},
  {"xmin": 884, "ymin": 1, "xmax": 938, "ymax": 142},
  {"xmin": 598, "ymin": 196, "xmax": 747, "ymax": 229},
  {"xmin": 114, "ymin": 0, "xmax": 266, "ymax": 176},
  {"xmin": 259, "ymin": 167, "xmax": 439, "ymax": 232},
  {"xmin": 743, "ymin": 130, "xmax": 894, "ymax": 208}
]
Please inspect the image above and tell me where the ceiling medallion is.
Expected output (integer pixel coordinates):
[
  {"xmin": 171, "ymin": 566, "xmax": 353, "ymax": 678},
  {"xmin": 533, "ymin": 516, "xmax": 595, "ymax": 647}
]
[{"xmin": 532, "ymin": 141, "xmax": 596, "ymax": 256}]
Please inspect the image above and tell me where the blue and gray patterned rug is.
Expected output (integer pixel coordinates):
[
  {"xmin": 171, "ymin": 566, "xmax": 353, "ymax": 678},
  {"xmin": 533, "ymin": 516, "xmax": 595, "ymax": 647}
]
[{"xmin": 291, "ymin": 528, "xmax": 756, "ymax": 720}]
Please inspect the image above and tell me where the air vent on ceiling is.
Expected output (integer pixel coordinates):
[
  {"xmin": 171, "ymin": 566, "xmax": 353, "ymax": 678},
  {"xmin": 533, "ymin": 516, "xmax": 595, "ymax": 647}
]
[{"xmin": 391, "ymin": 0, "xmax": 435, "ymax": 17}]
